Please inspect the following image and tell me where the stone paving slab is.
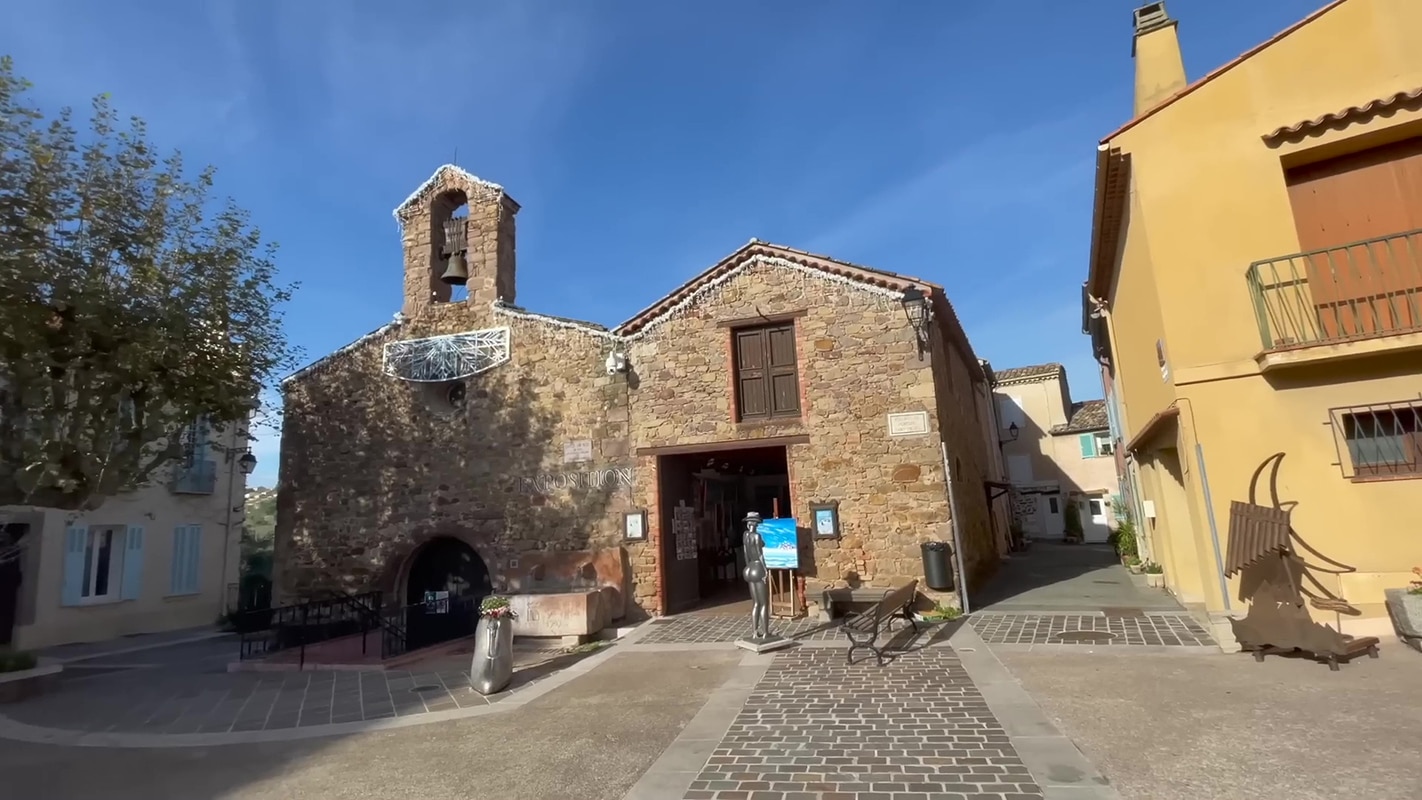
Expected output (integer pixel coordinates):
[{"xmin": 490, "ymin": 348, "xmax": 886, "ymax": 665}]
[
  {"xmin": 637, "ymin": 615, "xmax": 846, "ymax": 645},
  {"xmin": 682, "ymin": 647, "xmax": 1045, "ymax": 800},
  {"xmin": 1, "ymin": 647, "xmax": 573, "ymax": 736},
  {"xmin": 969, "ymin": 614, "xmax": 1215, "ymax": 648}
]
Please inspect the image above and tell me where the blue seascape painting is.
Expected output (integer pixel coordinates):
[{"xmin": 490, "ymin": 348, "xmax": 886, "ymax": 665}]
[{"xmin": 759, "ymin": 518, "xmax": 800, "ymax": 569}]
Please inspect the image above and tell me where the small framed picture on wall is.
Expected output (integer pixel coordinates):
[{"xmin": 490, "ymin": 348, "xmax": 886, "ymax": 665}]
[
  {"xmin": 809, "ymin": 501, "xmax": 840, "ymax": 540},
  {"xmin": 623, "ymin": 509, "xmax": 648, "ymax": 542}
]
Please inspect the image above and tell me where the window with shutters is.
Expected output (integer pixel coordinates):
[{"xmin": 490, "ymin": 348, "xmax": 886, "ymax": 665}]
[{"xmin": 732, "ymin": 322, "xmax": 801, "ymax": 422}]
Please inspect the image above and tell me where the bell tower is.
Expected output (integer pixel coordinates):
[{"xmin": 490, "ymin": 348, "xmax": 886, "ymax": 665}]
[{"xmin": 394, "ymin": 165, "xmax": 519, "ymax": 318}]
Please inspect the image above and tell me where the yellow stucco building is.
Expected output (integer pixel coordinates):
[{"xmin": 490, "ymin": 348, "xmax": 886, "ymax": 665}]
[{"xmin": 1083, "ymin": 0, "xmax": 1422, "ymax": 648}]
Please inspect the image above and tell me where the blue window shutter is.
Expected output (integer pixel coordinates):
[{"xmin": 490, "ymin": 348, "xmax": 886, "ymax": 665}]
[
  {"xmin": 121, "ymin": 526, "xmax": 145, "ymax": 600},
  {"xmin": 1079, "ymin": 434, "xmax": 1097, "ymax": 458},
  {"xmin": 195, "ymin": 417, "xmax": 212, "ymax": 462},
  {"xmin": 186, "ymin": 525, "xmax": 203, "ymax": 594},
  {"xmin": 62, "ymin": 526, "xmax": 88, "ymax": 606},
  {"xmin": 170, "ymin": 526, "xmax": 187, "ymax": 594}
]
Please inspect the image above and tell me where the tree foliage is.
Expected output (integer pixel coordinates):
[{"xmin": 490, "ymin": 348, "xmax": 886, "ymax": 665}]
[{"xmin": 0, "ymin": 56, "xmax": 300, "ymax": 512}]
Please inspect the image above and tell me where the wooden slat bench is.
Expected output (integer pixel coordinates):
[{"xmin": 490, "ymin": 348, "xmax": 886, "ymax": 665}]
[{"xmin": 842, "ymin": 579, "xmax": 920, "ymax": 667}]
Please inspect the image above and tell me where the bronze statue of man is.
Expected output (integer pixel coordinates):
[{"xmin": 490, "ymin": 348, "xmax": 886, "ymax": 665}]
[{"xmin": 742, "ymin": 511, "xmax": 771, "ymax": 640}]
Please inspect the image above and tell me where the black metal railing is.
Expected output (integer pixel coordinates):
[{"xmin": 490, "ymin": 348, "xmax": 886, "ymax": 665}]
[
  {"xmin": 237, "ymin": 590, "xmax": 484, "ymax": 666},
  {"xmin": 383, "ymin": 594, "xmax": 481, "ymax": 661},
  {"xmin": 236, "ymin": 590, "xmax": 384, "ymax": 668}
]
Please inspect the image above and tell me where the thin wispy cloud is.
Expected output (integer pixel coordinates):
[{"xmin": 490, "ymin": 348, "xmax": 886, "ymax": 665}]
[{"xmin": 0, "ymin": 0, "xmax": 1335, "ymax": 486}]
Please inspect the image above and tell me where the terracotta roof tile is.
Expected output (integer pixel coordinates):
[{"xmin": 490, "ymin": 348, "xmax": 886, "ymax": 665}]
[
  {"xmin": 992, "ymin": 363, "xmax": 1063, "ymax": 384},
  {"xmin": 1262, "ymin": 85, "xmax": 1422, "ymax": 143},
  {"xmin": 1051, "ymin": 400, "xmax": 1109, "ymax": 435}
]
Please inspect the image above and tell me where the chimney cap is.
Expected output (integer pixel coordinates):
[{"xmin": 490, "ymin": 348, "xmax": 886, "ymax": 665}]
[{"xmin": 1133, "ymin": 2, "xmax": 1174, "ymax": 35}]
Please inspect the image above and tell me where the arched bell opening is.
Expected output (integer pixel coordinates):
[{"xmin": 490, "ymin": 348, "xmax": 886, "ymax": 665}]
[{"xmin": 431, "ymin": 190, "xmax": 471, "ymax": 300}]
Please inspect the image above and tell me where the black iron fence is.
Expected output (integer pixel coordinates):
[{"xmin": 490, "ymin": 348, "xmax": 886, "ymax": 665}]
[
  {"xmin": 236, "ymin": 590, "xmax": 384, "ymax": 668},
  {"xmin": 237, "ymin": 590, "xmax": 485, "ymax": 667}
]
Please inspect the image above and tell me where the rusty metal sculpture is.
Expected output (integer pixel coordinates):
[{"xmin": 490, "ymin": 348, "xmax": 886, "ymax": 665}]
[{"xmin": 1225, "ymin": 453, "xmax": 1380, "ymax": 671}]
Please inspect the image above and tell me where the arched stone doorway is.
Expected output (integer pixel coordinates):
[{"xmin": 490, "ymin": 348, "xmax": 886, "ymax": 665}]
[{"xmin": 401, "ymin": 536, "xmax": 493, "ymax": 652}]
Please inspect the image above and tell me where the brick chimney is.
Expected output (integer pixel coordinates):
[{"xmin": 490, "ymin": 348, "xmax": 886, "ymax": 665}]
[
  {"xmin": 396, "ymin": 166, "xmax": 519, "ymax": 319},
  {"xmin": 1131, "ymin": 2, "xmax": 1187, "ymax": 117}
]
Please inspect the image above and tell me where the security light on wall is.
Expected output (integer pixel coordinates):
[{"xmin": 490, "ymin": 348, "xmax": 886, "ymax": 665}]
[
  {"xmin": 1004, "ymin": 422, "xmax": 1020, "ymax": 442},
  {"xmin": 228, "ymin": 448, "xmax": 258, "ymax": 476}
]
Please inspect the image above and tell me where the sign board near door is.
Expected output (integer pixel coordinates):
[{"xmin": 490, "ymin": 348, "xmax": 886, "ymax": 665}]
[{"xmin": 562, "ymin": 439, "xmax": 593, "ymax": 464}]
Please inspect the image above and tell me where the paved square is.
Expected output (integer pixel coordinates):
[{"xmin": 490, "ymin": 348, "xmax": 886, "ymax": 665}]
[
  {"xmin": 969, "ymin": 613, "xmax": 1216, "ymax": 647},
  {"xmin": 684, "ymin": 647, "xmax": 1043, "ymax": 800},
  {"xmin": 3, "ymin": 644, "xmax": 575, "ymax": 736}
]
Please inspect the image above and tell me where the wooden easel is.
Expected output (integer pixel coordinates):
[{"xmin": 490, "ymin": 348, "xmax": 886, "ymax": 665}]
[{"xmin": 767, "ymin": 497, "xmax": 806, "ymax": 619}]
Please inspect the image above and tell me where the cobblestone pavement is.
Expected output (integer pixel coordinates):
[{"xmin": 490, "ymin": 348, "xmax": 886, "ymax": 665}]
[
  {"xmin": 683, "ymin": 647, "xmax": 1043, "ymax": 800},
  {"xmin": 5, "ymin": 642, "xmax": 576, "ymax": 735},
  {"xmin": 636, "ymin": 615, "xmax": 845, "ymax": 645},
  {"xmin": 969, "ymin": 613, "xmax": 1215, "ymax": 647}
]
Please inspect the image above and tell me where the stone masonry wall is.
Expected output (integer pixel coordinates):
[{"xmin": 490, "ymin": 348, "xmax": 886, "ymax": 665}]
[
  {"xmin": 274, "ymin": 307, "xmax": 637, "ymax": 608},
  {"xmin": 624, "ymin": 258, "xmax": 990, "ymax": 609}
]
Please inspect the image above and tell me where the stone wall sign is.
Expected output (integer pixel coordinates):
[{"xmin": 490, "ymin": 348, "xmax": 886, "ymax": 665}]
[
  {"xmin": 887, "ymin": 411, "xmax": 930, "ymax": 438},
  {"xmin": 563, "ymin": 439, "xmax": 593, "ymax": 464},
  {"xmin": 518, "ymin": 467, "xmax": 634, "ymax": 496}
]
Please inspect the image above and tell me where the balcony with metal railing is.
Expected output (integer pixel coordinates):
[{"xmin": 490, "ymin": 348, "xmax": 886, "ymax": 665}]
[
  {"xmin": 1247, "ymin": 228, "xmax": 1422, "ymax": 369},
  {"xmin": 170, "ymin": 459, "xmax": 218, "ymax": 494}
]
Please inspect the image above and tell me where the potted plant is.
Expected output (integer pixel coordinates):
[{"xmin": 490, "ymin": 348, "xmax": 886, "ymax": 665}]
[
  {"xmin": 1125, "ymin": 555, "xmax": 1143, "ymax": 574},
  {"xmin": 1142, "ymin": 561, "xmax": 1164, "ymax": 588},
  {"xmin": 1383, "ymin": 567, "xmax": 1422, "ymax": 648},
  {"xmin": 471, "ymin": 595, "xmax": 518, "ymax": 695},
  {"xmin": 914, "ymin": 603, "xmax": 963, "ymax": 624}
]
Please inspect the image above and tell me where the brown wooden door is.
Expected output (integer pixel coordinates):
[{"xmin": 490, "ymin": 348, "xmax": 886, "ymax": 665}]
[
  {"xmin": 658, "ymin": 458, "xmax": 700, "ymax": 613},
  {"xmin": 1286, "ymin": 136, "xmax": 1422, "ymax": 339}
]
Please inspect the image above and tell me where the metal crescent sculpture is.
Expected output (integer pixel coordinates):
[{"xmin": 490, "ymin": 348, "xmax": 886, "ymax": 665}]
[{"xmin": 1239, "ymin": 452, "xmax": 1358, "ymax": 614}]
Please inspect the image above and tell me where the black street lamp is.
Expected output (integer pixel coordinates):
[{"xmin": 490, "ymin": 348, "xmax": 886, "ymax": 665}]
[{"xmin": 900, "ymin": 286, "xmax": 931, "ymax": 359}]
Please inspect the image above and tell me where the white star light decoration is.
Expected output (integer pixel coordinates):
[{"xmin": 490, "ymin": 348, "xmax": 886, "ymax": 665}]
[{"xmin": 382, "ymin": 327, "xmax": 511, "ymax": 382}]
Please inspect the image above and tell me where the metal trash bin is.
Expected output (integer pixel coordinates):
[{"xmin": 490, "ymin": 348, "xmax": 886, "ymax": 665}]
[{"xmin": 920, "ymin": 541, "xmax": 955, "ymax": 591}]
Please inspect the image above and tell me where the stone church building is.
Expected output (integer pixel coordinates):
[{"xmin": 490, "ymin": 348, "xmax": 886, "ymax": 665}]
[{"xmin": 273, "ymin": 165, "xmax": 1001, "ymax": 625}]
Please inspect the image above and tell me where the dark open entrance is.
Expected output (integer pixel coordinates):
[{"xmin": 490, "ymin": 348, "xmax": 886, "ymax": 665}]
[
  {"xmin": 403, "ymin": 536, "xmax": 493, "ymax": 651},
  {"xmin": 0, "ymin": 524, "xmax": 26, "ymax": 646},
  {"xmin": 658, "ymin": 445, "xmax": 791, "ymax": 615}
]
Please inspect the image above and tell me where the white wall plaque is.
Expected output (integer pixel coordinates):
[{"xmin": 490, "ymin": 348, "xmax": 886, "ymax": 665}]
[
  {"xmin": 887, "ymin": 411, "xmax": 930, "ymax": 437},
  {"xmin": 563, "ymin": 439, "xmax": 593, "ymax": 464}
]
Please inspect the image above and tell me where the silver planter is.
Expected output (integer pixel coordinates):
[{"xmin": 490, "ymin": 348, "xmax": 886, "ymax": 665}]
[{"xmin": 471, "ymin": 616, "xmax": 514, "ymax": 695}]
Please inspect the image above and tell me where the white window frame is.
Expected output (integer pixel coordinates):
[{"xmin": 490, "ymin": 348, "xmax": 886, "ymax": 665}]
[
  {"xmin": 79, "ymin": 525, "xmax": 127, "ymax": 605},
  {"xmin": 1093, "ymin": 431, "xmax": 1114, "ymax": 457}
]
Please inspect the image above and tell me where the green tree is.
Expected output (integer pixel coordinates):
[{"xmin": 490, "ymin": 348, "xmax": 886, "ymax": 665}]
[{"xmin": 0, "ymin": 56, "xmax": 299, "ymax": 516}]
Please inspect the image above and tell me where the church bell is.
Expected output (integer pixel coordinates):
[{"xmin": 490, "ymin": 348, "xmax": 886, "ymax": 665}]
[{"xmin": 440, "ymin": 252, "xmax": 469, "ymax": 286}]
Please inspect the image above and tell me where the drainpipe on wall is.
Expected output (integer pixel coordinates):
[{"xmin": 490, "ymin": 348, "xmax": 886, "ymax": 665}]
[
  {"xmin": 940, "ymin": 441, "xmax": 971, "ymax": 614},
  {"xmin": 217, "ymin": 422, "xmax": 242, "ymax": 616}
]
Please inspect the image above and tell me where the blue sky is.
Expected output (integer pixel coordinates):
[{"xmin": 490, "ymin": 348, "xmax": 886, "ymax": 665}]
[{"xmin": 1, "ymin": 0, "xmax": 1327, "ymax": 487}]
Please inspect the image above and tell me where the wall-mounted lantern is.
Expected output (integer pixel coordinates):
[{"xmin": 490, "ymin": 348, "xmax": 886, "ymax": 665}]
[
  {"xmin": 900, "ymin": 286, "xmax": 931, "ymax": 359},
  {"xmin": 1002, "ymin": 422, "xmax": 1020, "ymax": 443},
  {"xmin": 440, "ymin": 217, "xmax": 470, "ymax": 286},
  {"xmin": 231, "ymin": 448, "xmax": 258, "ymax": 476}
]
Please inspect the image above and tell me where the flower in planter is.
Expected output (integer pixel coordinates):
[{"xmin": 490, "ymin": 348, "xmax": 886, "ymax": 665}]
[
  {"xmin": 1408, "ymin": 566, "xmax": 1422, "ymax": 596},
  {"xmin": 479, "ymin": 595, "xmax": 519, "ymax": 620},
  {"xmin": 1142, "ymin": 561, "xmax": 1163, "ymax": 574}
]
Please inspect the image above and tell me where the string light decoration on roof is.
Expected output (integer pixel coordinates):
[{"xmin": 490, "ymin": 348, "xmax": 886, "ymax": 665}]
[
  {"xmin": 382, "ymin": 327, "xmax": 512, "ymax": 382},
  {"xmin": 491, "ymin": 254, "xmax": 909, "ymax": 342},
  {"xmin": 392, "ymin": 165, "xmax": 505, "ymax": 229}
]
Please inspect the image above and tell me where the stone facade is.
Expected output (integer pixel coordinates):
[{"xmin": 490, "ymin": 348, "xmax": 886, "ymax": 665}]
[{"xmin": 274, "ymin": 166, "xmax": 999, "ymax": 620}]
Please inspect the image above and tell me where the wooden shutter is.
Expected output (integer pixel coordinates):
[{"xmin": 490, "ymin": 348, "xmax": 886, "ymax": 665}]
[
  {"xmin": 121, "ymin": 525, "xmax": 145, "ymax": 601},
  {"xmin": 1285, "ymin": 136, "xmax": 1422, "ymax": 337},
  {"xmin": 766, "ymin": 324, "xmax": 800, "ymax": 417},
  {"xmin": 1079, "ymin": 434, "xmax": 1097, "ymax": 458},
  {"xmin": 735, "ymin": 328, "xmax": 769, "ymax": 419},
  {"xmin": 61, "ymin": 527, "xmax": 87, "ymax": 606},
  {"xmin": 170, "ymin": 525, "xmax": 201, "ymax": 595}
]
